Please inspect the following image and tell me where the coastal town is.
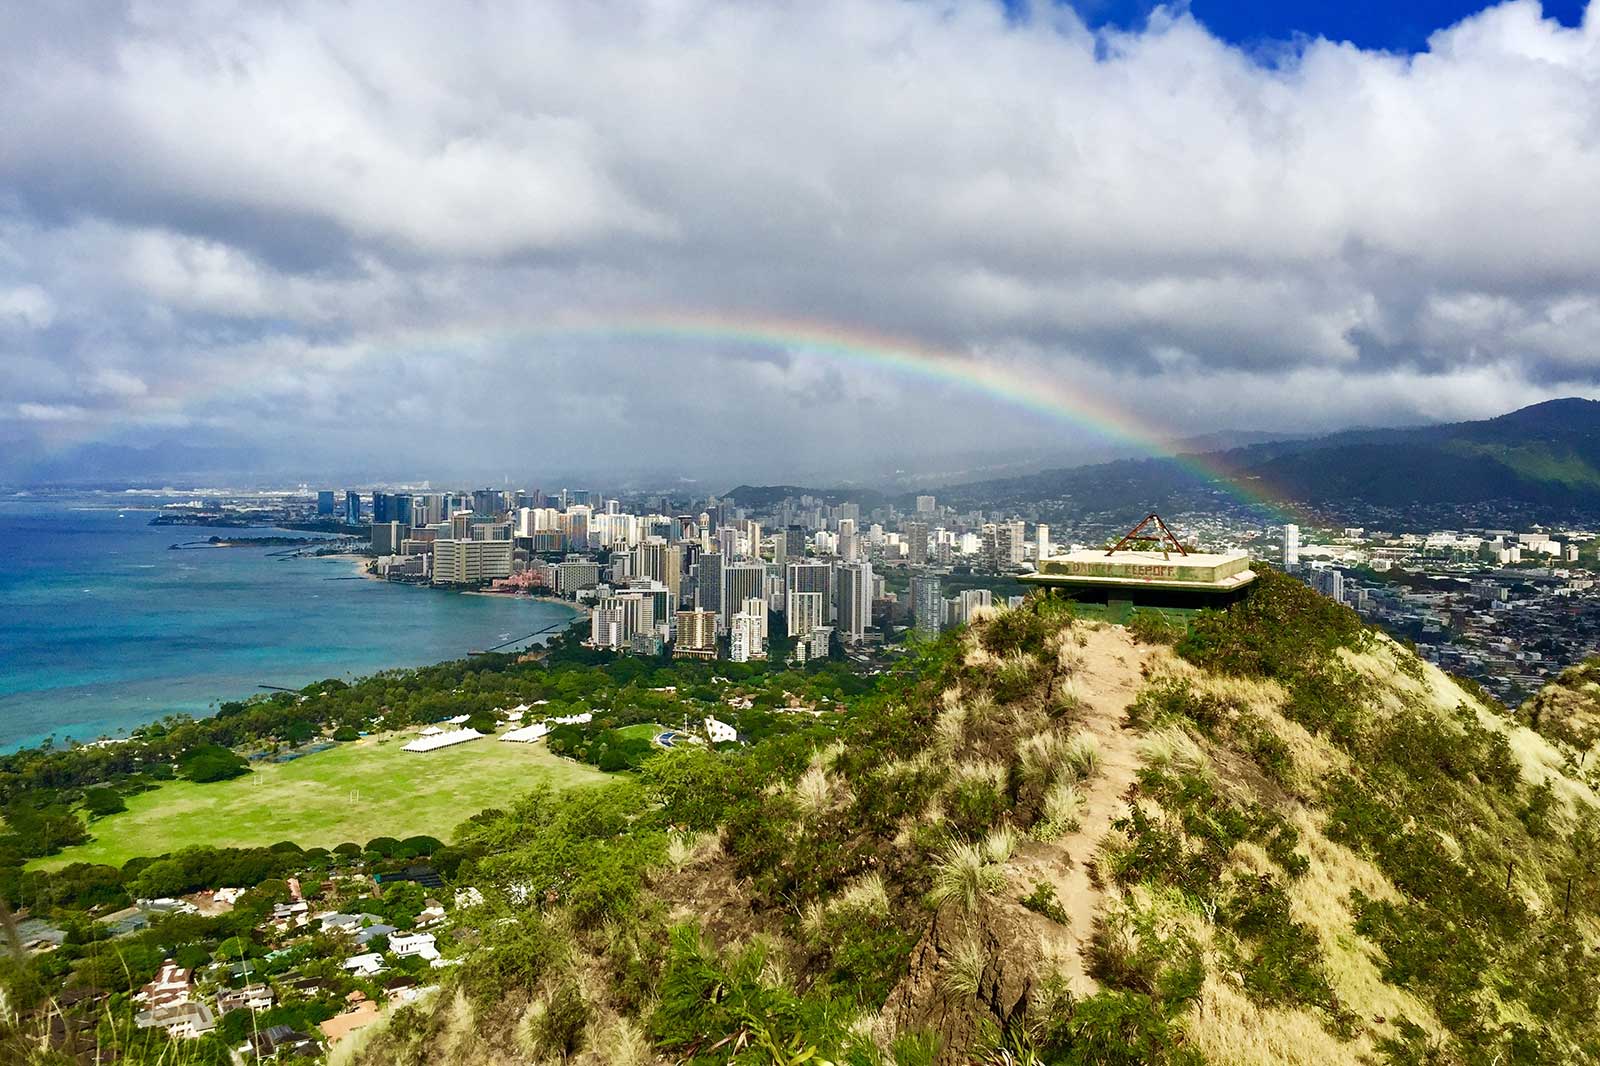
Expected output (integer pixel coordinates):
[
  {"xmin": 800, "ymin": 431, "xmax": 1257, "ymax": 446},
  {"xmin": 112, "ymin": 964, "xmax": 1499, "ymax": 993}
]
[{"xmin": 147, "ymin": 486, "xmax": 1600, "ymax": 704}]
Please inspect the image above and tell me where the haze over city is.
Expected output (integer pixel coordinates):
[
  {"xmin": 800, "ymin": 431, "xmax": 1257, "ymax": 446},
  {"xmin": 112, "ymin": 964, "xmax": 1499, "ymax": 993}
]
[{"xmin": 5, "ymin": 0, "xmax": 1600, "ymax": 486}]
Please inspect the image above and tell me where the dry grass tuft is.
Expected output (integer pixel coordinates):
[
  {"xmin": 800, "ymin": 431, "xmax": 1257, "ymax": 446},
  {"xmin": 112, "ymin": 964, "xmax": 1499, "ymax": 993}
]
[
  {"xmin": 940, "ymin": 935, "xmax": 988, "ymax": 998},
  {"xmin": 589, "ymin": 1015, "xmax": 653, "ymax": 1066},
  {"xmin": 1032, "ymin": 779, "xmax": 1086, "ymax": 841},
  {"xmin": 934, "ymin": 703, "xmax": 967, "ymax": 754},
  {"xmin": 794, "ymin": 762, "xmax": 852, "ymax": 815},
  {"xmin": 837, "ymin": 871, "xmax": 891, "ymax": 915},
  {"xmin": 1139, "ymin": 726, "xmax": 1206, "ymax": 772},
  {"xmin": 982, "ymin": 824, "xmax": 1019, "ymax": 865},
  {"xmin": 1062, "ymin": 731, "xmax": 1101, "ymax": 782},
  {"xmin": 928, "ymin": 841, "xmax": 1006, "ymax": 913}
]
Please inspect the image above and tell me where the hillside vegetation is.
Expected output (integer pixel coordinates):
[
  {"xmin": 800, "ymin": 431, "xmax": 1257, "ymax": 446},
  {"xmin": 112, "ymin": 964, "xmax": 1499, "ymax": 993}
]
[
  {"xmin": 943, "ymin": 397, "xmax": 1600, "ymax": 522},
  {"xmin": 345, "ymin": 571, "xmax": 1600, "ymax": 1065}
]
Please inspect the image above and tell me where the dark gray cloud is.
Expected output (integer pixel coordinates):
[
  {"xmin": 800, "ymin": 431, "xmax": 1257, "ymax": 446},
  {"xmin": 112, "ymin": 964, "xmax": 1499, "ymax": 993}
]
[{"xmin": 3, "ymin": 0, "xmax": 1600, "ymax": 485}]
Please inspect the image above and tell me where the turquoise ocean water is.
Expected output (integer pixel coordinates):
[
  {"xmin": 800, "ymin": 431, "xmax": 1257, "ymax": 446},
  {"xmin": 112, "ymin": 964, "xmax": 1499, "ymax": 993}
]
[{"xmin": 0, "ymin": 497, "xmax": 578, "ymax": 752}]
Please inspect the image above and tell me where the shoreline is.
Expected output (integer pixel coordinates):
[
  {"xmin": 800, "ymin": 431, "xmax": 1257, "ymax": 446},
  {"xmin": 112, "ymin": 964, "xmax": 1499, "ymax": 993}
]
[{"xmin": 342, "ymin": 551, "xmax": 593, "ymax": 619}]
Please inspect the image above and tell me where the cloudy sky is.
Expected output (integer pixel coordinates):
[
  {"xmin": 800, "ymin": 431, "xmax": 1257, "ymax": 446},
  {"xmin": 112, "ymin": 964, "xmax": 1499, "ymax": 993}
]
[{"xmin": 3, "ymin": 0, "xmax": 1600, "ymax": 488}]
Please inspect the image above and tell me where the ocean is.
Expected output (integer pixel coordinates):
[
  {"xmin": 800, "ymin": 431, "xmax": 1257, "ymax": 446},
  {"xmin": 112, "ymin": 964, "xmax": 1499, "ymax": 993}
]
[{"xmin": 0, "ymin": 496, "xmax": 579, "ymax": 752}]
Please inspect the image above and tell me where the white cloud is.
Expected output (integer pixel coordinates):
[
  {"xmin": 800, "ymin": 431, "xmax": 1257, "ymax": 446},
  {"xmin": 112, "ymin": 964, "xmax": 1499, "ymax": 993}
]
[
  {"xmin": 1, "ymin": 0, "xmax": 1599, "ymax": 480},
  {"xmin": 15, "ymin": 402, "xmax": 87, "ymax": 422},
  {"xmin": 0, "ymin": 285, "xmax": 55, "ymax": 329}
]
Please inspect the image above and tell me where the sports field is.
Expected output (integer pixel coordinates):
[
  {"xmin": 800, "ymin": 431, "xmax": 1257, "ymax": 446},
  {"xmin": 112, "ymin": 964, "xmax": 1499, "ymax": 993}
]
[{"xmin": 35, "ymin": 733, "xmax": 610, "ymax": 870}]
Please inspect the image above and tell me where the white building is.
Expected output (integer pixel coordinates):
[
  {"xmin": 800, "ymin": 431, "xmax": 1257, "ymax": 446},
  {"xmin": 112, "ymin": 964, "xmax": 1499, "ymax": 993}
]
[
  {"xmin": 389, "ymin": 932, "xmax": 440, "ymax": 961},
  {"xmin": 704, "ymin": 717, "xmax": 737, "ymax": 744},
  {"xmin": 432, "ymin": 538, "xmax": 513, "ymax": 586}
]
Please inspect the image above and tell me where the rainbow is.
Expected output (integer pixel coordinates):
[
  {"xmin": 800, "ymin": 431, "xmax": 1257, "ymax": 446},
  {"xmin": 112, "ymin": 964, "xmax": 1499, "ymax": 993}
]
[{"xmin": 398, "ymin": 309, "xmax": 1303, "ymax": 522}]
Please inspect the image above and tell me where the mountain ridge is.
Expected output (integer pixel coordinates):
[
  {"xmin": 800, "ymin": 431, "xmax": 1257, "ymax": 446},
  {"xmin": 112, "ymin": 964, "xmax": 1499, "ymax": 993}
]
[{"xmin": 341, "ymin": 573, "xmax": 1600, "ymax": 1065}]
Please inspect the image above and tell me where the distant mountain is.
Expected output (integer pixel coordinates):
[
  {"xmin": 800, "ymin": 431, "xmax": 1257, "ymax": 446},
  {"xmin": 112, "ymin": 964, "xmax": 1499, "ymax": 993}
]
[
  {"xmin": 945, "ymin": 398, "xmax": 1600, "ymax": 526},
  {"xmin": 1238, "ymin": 397, "xmax": 1600, "ymax": 510},
  {"xmin": 720, "ymin": 484, "xmax": 892, "ymax": 510}
]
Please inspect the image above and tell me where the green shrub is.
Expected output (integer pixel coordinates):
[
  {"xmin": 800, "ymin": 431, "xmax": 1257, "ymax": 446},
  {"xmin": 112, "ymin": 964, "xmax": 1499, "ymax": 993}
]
[
  {"xmin": 807, "ymin": 902, "xmax": 918, "ymax": 1006},
  {"xmin": 1128, "ymin": 610, "xmax": 1185, "ymax": 646},
  {"xmin": 946, "ymin": 776, "xmax": 1007, "ymax": 839},
  {"xmin": 177, "ymin": 745, "xmax": 249, "ymax": 783},
  {"xmin": 1177, "ymin": 568, "xmax": 1365, "ymax": 681},
  {"xmin": 82, "ymin": 787, "xmax": 126, "ymax": 819},
  {"xmin": 455, "ymin": 915, "xmax": 564, "ymax": 1008},
  {"xmin": 1021, "ymin": 881, "xmax": 1071, "ymax": 925},
  {"xmin": 1219, "ymin": 874, "xmax": 1332, "ymax": 1010},
  {"xmin": 650, "ymin": 925, "xmax": 861, "ymax": 1065}
]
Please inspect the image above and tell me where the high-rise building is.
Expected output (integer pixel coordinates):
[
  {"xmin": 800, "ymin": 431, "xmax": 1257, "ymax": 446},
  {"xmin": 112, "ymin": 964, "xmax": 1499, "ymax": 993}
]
[
  {"xmin": 911, "ymin": 572, "xmax": 942, "ymax": 637},
  {"xmin": 413, "ymin": 494, "xmax": 445, "ymax": 527},
  {"xmin": 451, "ymin": 510, "xmax": 473, "ymax": 541},
  {"xmin": 722, "ymin": 562, "xmax": 766, "ymax": 631},
  {"xmin": 370, "ymin": 521, "xmax": 403, "ymax": 555},
  {"xmin": 951, "ymin": 588, "xmax": 993, "ymax": 625},
  {"xmin": 372, "ymin": 493, "xmax": 393, "ymax": 524},
  {"xmin": 344, "ymin": 491, "xmax": 362, "ymax": 525},
  {"xmin": 1283, "ymin": 524, "xmax": 1300, "ymax": 569},
  {"xmin": 1311, "ymin": 567, "xmax": 1344, "ymax": 604},
  {"xmin": 786, "ymin": 560, "xmax": 832, "ymax": 637},
  {"xmin": 1036, "ymin": 524, "xmax": 1051, "ymax": 561},
  {"xmin": 916, "ymin": 495, "xmax": 937, "ymax": 514},
  {"xmin": 633, "ymin": 537, "xmax": 669, "ymax": 587},
  {"xmin": 784, "ymin": 525, "xmax": 806, "ymax": 558},
  {"xmin": 432, "ymin": 539, "xmax": 513, "ymax": 586},
  {"xmin": 696, "ymin": 551, "xmax": 724, "ymax": 615},
  {"xmin": 837, "ymin": 518, "xmax": 858, "ymax": 562},
  {"xmin": 793, "ymin": 625, "xmax": 833, "ymax": 663},
  {"xmin": 317, "ymin": 491, "xmax": 335, "ymax": 515},
  {"xmin": 472, "ymin": 489, "xmax": 502, "ymax": 517},
  {"xmin": 730, "ymin": 605, "xmax": 766, "ymax": 662},
  {"xmin": 394, "ymin": 494, "xmax": 413, "ymax": 528},
  {"xmin": 836, "ymin": 561, "xmax": 874, "ymax": 645},
  {"xmin": 673, "ymin": 610, "xmax": 718, "ymax": 659},
  {"xmin": 904, "ymin": 521, "xmax": 929, "ymax": 566},
  {"xmin": 628, "ymin": 579, "xmax": 674, "ymax": 628},
  {"xmin": 1006, "ymin": 520, "xmax": 1026, "ymax": 566},
  {"xmin": 553, "ymin": 560, "xmax": 600, "ymax": 593},
  {"xmin": 590, "ymin": 605, "xmax": 626, "ymax": 650}
]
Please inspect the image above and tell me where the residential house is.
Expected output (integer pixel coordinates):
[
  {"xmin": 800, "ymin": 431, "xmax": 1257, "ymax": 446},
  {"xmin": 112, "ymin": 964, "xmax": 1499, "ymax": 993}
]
[
  {"xmin": 135, "ymin": 1001, "xmax": 216, "ymax": 1039},
  {"xmin": 243, "ymin": 1024, "xmax": 320, "ymax": 1059},
  {"xmin": 388, "ymin": 932, "xmax": 439, "ymax": 961},
  {"xmin": 216, "ymin": 985, "xmax": 275, "ymax": 1015},
  {"xmin": 342, "ymin": 952, "xmax": 385, "ymax": 977}
]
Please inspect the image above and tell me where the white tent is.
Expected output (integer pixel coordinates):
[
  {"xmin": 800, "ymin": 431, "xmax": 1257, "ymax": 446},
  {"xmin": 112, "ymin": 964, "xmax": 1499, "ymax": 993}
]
[
  {"xmin": 402, "ymin": 728, "xmax": 484, "ymax": 753},
  {"xmin": 500, "ymin": 723, "xmax": 550, "ymax": 744}
]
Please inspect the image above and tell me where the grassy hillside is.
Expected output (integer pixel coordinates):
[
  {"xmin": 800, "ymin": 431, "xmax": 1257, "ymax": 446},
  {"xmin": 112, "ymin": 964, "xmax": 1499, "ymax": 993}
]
[
  {"xmin": 31, "ymin": 733, "xmax": 605, "ymax": 869},
  {"xmin": 345, "ymin": 573, "xmax": 1600, "ymax": 1065}
]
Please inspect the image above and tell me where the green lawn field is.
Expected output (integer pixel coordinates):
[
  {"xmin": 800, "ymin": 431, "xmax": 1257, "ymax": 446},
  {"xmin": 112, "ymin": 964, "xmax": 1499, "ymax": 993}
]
[
  {"xmin": 613, "ymin": 722, "xmax": 667, "ymax": 742},
  {"xmin": 34, "ymin": 733, "xmax": 610, "ymax": 870}
]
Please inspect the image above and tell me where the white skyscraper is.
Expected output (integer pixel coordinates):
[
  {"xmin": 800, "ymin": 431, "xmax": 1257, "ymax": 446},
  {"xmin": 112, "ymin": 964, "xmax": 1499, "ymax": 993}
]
[
  {"xmin": 836, "ymin": 561, "xmax": 874, "ymax": 645},
  {"xmin": 1283, "ymin": 524, "xmax": 1300, "ymax": 569},
  {"xmin": 1036, "ymin": 523, "xmax": 1051, "ymax": 562}
]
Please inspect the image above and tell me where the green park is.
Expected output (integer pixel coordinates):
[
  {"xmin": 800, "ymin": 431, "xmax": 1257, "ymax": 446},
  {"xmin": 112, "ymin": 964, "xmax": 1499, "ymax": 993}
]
[{"xmin": 33, "ymin": 733, "xmax": 609, "ymax": 870}]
